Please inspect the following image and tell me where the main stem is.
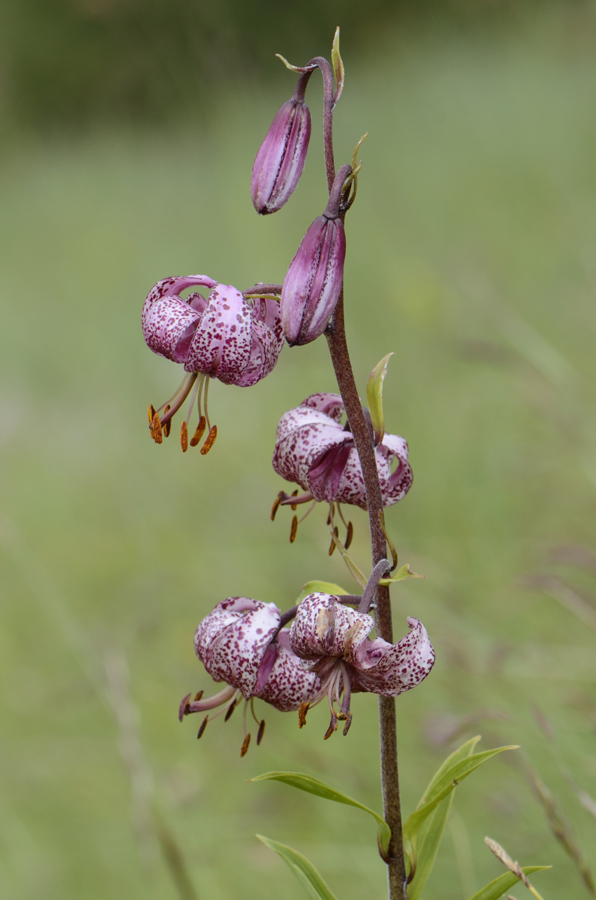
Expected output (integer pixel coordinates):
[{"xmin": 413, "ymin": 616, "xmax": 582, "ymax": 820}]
[{"xmin": 326, "ymin": 294, "xmax": 407, "ymax": 900}]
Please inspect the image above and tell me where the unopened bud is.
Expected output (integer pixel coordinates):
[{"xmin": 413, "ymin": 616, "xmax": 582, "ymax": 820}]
[
  {"xmin": 280, "ymin": 165, "xmax": 350, "ymax": 346},
  {"xmin": 251, "ymin": 75, "xmax": 312, "ymax": 215}
]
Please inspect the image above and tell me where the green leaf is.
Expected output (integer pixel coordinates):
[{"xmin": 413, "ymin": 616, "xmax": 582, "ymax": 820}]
[
  {"xmin": 404, "ymin": 739, "xmax": 518, "ymax": 900},
  {"xmin": 366, "ymin": 353, "xmax": 393, "ymax": 444},
  {"xmin": 257, "ymin": 835, "xmax": 339, "ymax": 900},
  {"xmin": 405, "ymin": 737, "xmax": 479, "ymax": 900},
  {"xmin": 250, "ymin": 771, "xmax": 391, "ymax": 861},
  {"xmin": 380, "ymin": 563, "xmax": 425, "ymax": 585},
  {"xmin": 275, "ymin": 54, "xmax": 315, "ymax": 74},
  {"xmin": 405, "ymin": 743, "xmax": 518, "ymax": 840},
  {"xmin": 467, "ymin": 866, "xmax": 550, "ymax": 900},
  {"xmin": 331, "ymin": 27, "xmax": 345, "ymax": 105},
  {"xmin": 294, "ymin": 581, "xmax": 349, "ymax": 605}
]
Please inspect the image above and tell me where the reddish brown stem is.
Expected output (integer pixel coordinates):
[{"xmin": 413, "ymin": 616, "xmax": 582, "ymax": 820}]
[{"xmin": 326, "ymin": 293, "xmax": 407, "ymax": 900}]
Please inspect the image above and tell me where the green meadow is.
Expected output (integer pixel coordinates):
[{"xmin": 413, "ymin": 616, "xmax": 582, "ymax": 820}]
[{"xmin": 1, "ymin": 15, "xmax": 596, "ymax": 900}]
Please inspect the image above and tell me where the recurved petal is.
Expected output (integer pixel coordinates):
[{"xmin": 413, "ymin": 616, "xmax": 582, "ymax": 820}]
[
  {"xmin": 233, "ymin": 299, "xmax": 284, "ymax": 387},
  {"xmin": 272, "ymin": 406, "xmax": 349, "ymax": 488},
  {"xmin": 142, "ymin": 295, "xmax": 201, "ymax": 362},
  {"xmin": 185, "ymin": 284, "xmax": 252, "ymax": 380},
  {"xmin": 302, "ymin": 393, "xmax": 345, "ymax": 421},
  {"xmin": 254, "ymin": 631, "xmax": 320, "ymax": 711},
  {"xmin": 142, "ymin": 274, "xmax": 217, "ymax": 318},
  {"xmin": 289, "ymin": 593, "xmax": 374, "ymax": 662},
  {"xmin": 376, "ymin": 435, "xmax": 414, "ymax": 505},
  {"xmin": 351, "ymin": 617, "xmax": 435, "ymax": 696},
  {"xmin": 194, "ymin": 597, "xmax": 281, "ymax": 698}
]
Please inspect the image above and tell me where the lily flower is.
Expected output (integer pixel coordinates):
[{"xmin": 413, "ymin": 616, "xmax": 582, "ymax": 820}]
[
  {"xmin": 179, "ymin": 597, "xmax": 320, "ymax": 755},
  {"xmin": 142, "ymin": 276, "xmax": 283, "ymax": 452},
  {"xmin": 289, "ymin": 592, "xmax": 435, "ymax": 738},
  {"xmin": 272, "ymin": 392, "xmax": 413, "ymax": 513}
]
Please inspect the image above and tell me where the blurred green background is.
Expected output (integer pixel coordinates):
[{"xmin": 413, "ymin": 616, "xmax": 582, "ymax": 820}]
[{"xmin": 2, "ymin": 1, "xmax": 596, "ymax": 898}]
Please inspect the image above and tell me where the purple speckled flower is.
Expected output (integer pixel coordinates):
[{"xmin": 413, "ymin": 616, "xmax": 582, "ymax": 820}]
[
  {"xmin": 251, "ymin": 75, "xmax": 311, "ymax": 215},
  {"xmin": 289, "ymin": 592, "xmax": 435, "ymax": 738},
  {"xmin": 272, "ymin": 393, "xmax": 413, "ymax": 510},
  {"xmin": 142, "ymin": 275, "xmax": 283, "ymax": 451},
  {"xmin": 280, "ymin": 167, "xmax": 349, "ymax": 346},
  {"xmin": 179, "ymin": 597, "xmax": 320, "ymax": 755}
]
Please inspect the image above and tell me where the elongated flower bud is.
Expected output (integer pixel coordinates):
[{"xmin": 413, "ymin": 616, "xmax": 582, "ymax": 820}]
[
  {"xmin": 251, "ymin": 74, "xmax": 312, "ymax": 215},
  {"xmin": 280, "ymin": 166, "xmax": 350, "ymax": 346}
]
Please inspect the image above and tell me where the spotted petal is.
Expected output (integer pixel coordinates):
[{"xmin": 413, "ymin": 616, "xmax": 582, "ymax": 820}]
[
  {"xmin": 194, "ymin": 597, "xmax": 281, "ymax": 699},
  {"xmin": 352, "ymin": 617, "xmax": 435, "ymax": 696},
  {"xmin": 255, "ymin": 631, "xmax": 321, "ymax": 711},
  {"xmin": 290, "ymin": 593, "xmax": 374, "ymax": 661}
]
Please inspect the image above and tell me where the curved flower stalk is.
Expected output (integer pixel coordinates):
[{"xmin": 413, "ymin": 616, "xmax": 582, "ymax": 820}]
[
  {"xmin": 289, "ymin": 592, "xmax": 435, "ymax": 739},
  {"xmin": 179, "ymin": 597, "xmax": 320, "ymax": 755},
  {"xmin": 272, "ymin": 393, "xmax": 413, "ymax": 538},
  {"xmin": 143, "ymin": 276, "xmax": 284, "ymax": 452}
]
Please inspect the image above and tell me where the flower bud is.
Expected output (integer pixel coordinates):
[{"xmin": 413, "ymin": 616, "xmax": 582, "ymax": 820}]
[
  {"xmin": 280, "ymin": 166, "xmax": 350, "ymax": 346},
  {"xmin": 251, "ymin": 77, "xmax": 311, "ymax": 215}
]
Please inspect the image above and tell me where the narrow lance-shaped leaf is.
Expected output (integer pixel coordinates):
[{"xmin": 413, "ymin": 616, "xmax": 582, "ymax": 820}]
[
  {"xmin": 257, "ymin": 835, "xmax": 339, "ymax": 900},
  {"xmin": 405, "ymin": 736, "xmax": 479, "ymax": 900},
  {"xmin": 467, "ymin": 866, "xmax": 551, "ymax": 900},
  {"xmin": 380, "ymin": 563, "xmax": 425, "ymax": 585},
  {"xmin": 367, "ymin": 353, "xmax": 393, "ymax": 445},
  {"xmin": 250, "ymin": 772, "xmax": 391, "ymax": 860},
  {"xmin": 331, "ymin": 27, "xmax": 345, "ymax": 105},
  {"xmin": 404, "ymin": 743, "xmax": 519, "ymax": 841}
]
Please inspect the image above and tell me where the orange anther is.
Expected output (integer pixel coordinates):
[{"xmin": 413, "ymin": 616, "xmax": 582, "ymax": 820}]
[
  {"xmin": 180, "ymin": 421, "xmax": 189, "ymax": 452},
  {"xmin": 270, "ymin": 492, "xmax": 284, "ymax": 521},
  {"xmin": 162, "ymin": 405, "xmax": 171, "ymax": 437},
  {"xmin": 200, "ymin": 425, "xmax": 218, "ymax": 455},
  {"xmin": 289, "ymin": 515, "xmax": 298, "ymax": 543},
  {"xmin": 190, "ymin": 415, "xmax": 207, "ymax": 447},
  {"xmin": 150, "ymin": 412, "xmax": 163, "ymax": 444}
]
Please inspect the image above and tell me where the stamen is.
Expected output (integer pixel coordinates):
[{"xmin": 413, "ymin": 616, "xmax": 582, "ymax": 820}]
[
  {"xmin": 180, "ymin": 421, "xmax": 189, "ymax": 452},
  {"xmin": 257, "ymin": 719, "xmax": 266, "ymax": 745},
  {"xmin": 324, "ymin": 710, "xmax": 338, "ymax": 741},
  {"xmin": 200, "ymin": 425, "xmax": 218, "ymax": 455},
  {"xmin": 328, "ymin": 526, "xmax": 339, "ymax": 556},
  {"xmin": 271, "ymin": 492, "xmax": 285, "ymax": 521},
  {"xmin": 240, "ymin": 734, "xmax": 251, "ymax": 757},
  {"xmin": 197, "ymin": 717, "xmax": 209, "ymax": 739},
  {"xmin": 296, "ymin": 500, "xmax": 317, "ymax": 525},
  {"xmin": 342, "ymin": 711, "xmax": 353, "ymax": 736},
  {"xmin": 147, "ymin": 404, "xmax": 156, "ymax": 425},
  {"xmin": 158, "ymin": 373, "xmax": 198, "ymax": 426},
  {"xmin": 298, "ymin": 701, "xmax": 310, "ymax": 728},
  {"xmin": 345, "ymin": 521, "xmax": 354, "ymax": 550},
  {"xmin": 290, "ymin": 489, "xmax": 299, "ymax": 511},
  {"xmin": 178, "ymin": 693, "xmax": 192, "ymax": 721},
  {"xmin": 193, "ymin": 691, "xmax": 204, "ymax": 702},
  {"xmin": 162, "ymin": 405, "xmax": 172, "ymax": 437},
  {"xmin": 224, "ymin": 701, "xmax": 238, "ymax": 722},
  {"xmin": 203, "ymin": 377, "xmax": 212, "ymax": 432},
  {"xmin": 289, "ymin": 515, "xmax": 298, "ymax": 543},
  {"xmin": 150, "ymin": 412, "xmax": 163, "ymax": 444},
  {"xmin": 189, "ymin": 416, "xmax": 206, "ymax": 447},
  {"xmin": 327, "ymin": 503, "xmax": 335, "ymax": 527}
]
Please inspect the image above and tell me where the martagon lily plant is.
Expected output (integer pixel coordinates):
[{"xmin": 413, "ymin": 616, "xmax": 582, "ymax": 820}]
[{"xmin": 142, "ymin": 29, "xmax": 549, "ymax": 900}]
